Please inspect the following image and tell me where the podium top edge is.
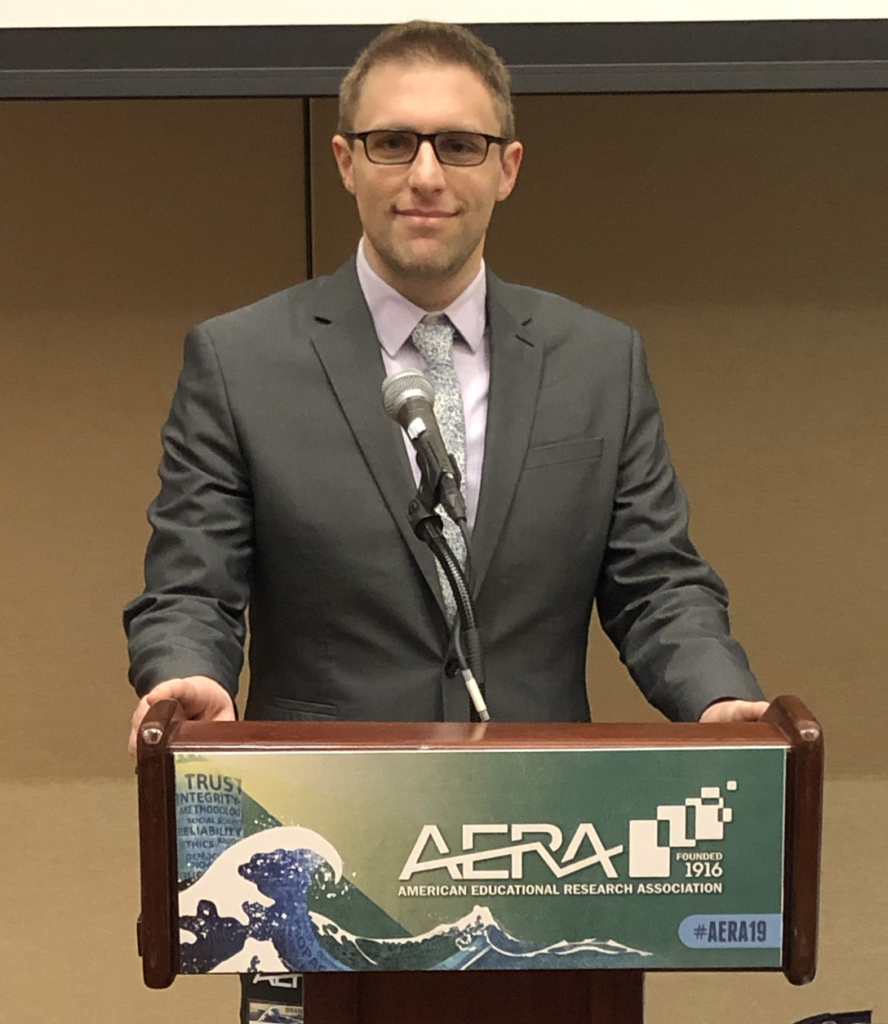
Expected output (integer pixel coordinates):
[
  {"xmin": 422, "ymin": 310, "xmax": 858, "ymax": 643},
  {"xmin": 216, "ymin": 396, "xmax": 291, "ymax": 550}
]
[{"xmin": 168, "ymin": 719, "xmax": 791, "ymax": 752}]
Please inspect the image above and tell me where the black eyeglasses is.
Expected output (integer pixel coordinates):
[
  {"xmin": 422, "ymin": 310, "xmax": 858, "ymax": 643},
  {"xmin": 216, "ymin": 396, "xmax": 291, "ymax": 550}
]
[{"xmin": 342, "ymin": 130, "xmax": 511, "ymax": 167}]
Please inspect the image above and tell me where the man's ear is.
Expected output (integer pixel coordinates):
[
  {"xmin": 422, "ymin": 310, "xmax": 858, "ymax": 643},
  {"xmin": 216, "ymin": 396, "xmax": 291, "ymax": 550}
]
[
  {"xmin": 332, "ymin": 135, "xmax": 356, "ymax": 195},
  {"xmin": 496, "ymin": 140, "xmax": 524, "ymax": 202}
]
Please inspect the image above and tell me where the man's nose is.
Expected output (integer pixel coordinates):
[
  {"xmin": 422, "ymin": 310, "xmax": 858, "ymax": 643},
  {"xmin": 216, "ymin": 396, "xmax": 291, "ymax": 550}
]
[{"xmin": 408, "ymin": 140, "xmax": 446, "ymax": 189}]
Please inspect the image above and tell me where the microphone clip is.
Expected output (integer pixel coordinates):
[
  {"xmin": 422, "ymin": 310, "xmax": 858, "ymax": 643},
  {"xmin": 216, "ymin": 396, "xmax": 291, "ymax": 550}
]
[
  {"xmin": 411, "ymin": 434, "xmax": 465, "ymax": 525},
  {"xmin": 406, "ymin": 494, "xmax": 443, "ymax": 540}
]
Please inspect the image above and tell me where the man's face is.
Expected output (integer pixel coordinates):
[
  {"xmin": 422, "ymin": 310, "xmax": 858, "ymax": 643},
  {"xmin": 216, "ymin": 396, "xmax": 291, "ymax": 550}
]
[{"xmin": 332, "ymin": 61, "xmax": 522, "ymax": 301}]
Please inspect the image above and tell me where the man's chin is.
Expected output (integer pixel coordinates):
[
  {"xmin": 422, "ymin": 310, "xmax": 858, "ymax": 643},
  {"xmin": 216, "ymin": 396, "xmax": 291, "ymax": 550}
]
[{"xmin": 387, "ymin": 246, "xmax": 466, "ymax": 283}]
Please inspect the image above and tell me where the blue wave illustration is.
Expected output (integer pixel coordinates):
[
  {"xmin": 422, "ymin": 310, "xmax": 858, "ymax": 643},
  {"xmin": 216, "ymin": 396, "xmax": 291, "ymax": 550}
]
[
  {"xmin": 313, "ymin": 906, "xmax": 653, "ymax": 971},
  {"xmin": 178, "ymin": 827, "xmax": 652, "ymax": 974},
  {"xmin": 254, "ymin": 1008, "xmax": 301, "ymax": 1023}
]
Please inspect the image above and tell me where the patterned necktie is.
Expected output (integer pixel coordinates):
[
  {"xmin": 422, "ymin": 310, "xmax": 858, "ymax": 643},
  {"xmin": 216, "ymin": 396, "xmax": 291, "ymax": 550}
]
[{"xmin": 410, "ymin": 314, "xmax": 468, "ymax": 620}]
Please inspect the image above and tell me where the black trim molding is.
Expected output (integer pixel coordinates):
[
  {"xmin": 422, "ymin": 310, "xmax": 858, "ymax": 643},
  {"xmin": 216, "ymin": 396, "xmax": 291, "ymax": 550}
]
[{"xmin": 2, "ymin": 21, "xmax": 888, "ymax": 97}]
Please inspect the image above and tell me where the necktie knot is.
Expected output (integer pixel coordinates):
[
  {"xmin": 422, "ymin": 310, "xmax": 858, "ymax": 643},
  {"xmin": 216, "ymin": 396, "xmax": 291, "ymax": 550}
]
[{"xmin": 410, "ymin": 314, "xmax": 456, "ymax": 374}]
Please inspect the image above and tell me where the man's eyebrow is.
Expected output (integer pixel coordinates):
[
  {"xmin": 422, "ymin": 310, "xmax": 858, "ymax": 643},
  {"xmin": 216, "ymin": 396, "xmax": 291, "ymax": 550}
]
[{"xmin": 366, "ymin": 124, "xmax": 486, "ymax": 133}]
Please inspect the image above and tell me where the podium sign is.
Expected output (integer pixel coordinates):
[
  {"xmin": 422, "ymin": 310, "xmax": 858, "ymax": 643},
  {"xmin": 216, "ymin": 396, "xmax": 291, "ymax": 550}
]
[
  {"xmin": 138, "ymin": 699, "xmax": 822, "ymax": 1007},
  {"xmin": 173, "ymin": 745, "xmax": 786, "ymax": 976}
]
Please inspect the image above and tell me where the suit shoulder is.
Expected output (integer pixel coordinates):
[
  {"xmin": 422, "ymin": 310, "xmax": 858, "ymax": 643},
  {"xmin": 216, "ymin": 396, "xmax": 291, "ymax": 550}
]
[
  {"xmin": 490, "ymin": 277, "xmax": 636, "ymax": 342},
  {"xmin": 194, "ymin": 275, "xmax": 327, "ymax": 350}
]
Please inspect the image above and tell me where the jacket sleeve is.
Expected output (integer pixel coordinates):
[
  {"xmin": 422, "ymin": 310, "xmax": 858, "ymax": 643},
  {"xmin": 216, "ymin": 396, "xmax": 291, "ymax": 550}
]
[
  {"xmin": 594, "ymin": 329, "xmax": 764, "ymax": 722},
  {"xmin": 123, "ymin": 324, "xmax": 252, "ymax": 699}
]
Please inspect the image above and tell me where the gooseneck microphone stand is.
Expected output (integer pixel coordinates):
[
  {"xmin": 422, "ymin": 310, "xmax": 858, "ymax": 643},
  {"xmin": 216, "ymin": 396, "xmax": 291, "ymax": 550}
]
[
  {"xmin": 381, "ymin": 368, "xmax": 488, "ymax": 721},
  {"xmin": 406, "ymin": 467, "xmax": 489, "ymax": 724}
]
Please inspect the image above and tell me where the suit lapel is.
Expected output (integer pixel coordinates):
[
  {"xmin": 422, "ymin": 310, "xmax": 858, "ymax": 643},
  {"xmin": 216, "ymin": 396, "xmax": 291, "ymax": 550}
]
[
  {"xmin": 307, "ymin": 261, "xmax": 445, "ymax": 609},
  {"xmin": 472, "ymin": 273, "xmax": 544, "ymax": 596}
]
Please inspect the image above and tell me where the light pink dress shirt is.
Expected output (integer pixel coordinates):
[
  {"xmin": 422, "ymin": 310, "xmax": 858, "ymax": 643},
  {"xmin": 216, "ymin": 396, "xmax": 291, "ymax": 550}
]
[{"xmin": 356, "ymin": 239, "xmax": 489, "ymax": 530}]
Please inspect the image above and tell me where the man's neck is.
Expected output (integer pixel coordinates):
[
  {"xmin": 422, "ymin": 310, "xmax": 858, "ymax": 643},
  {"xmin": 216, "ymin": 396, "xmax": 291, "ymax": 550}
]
[
  {"xmin": 363, "ymin": 240, "xmax": 484, "ymax": 312},
  {"xmin": 356, "ymin": 240, "xmax": 487, "ymax": 359}
]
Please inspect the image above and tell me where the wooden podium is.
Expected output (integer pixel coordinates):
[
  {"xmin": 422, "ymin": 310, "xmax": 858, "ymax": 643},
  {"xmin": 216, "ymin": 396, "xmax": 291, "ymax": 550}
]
[{"xmin": 137, "ymin": 696, "xmax": 822, "ymax": 1023}]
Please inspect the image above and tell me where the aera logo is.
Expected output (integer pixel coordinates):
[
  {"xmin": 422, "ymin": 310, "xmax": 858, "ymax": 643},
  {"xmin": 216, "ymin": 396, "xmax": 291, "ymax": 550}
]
[
  {"xmin": 399, "ymin": 784, "xmax": 737, "ymax": 882},
  {"xmin": 399, "ymin": 823, "xmax": 623, "ymax": 881}
]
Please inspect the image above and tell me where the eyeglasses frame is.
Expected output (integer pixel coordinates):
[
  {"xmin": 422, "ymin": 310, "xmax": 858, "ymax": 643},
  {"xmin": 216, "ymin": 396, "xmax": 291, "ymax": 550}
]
[{"xmin": 341, "ymin": 129, "xmax": 512, "ymax": 167}]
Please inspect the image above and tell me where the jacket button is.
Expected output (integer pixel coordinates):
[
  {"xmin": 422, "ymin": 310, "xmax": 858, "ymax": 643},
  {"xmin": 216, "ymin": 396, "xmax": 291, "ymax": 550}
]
[{"xmin": 445, "ymin": 658, "xmax": 460, "ymax": 677}]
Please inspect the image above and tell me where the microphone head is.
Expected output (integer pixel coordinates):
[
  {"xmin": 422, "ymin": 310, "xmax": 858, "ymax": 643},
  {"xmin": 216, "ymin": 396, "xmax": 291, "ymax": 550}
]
[{"xmin": 381, "ymin": 369, "xmax": 435, "ymax": 421}]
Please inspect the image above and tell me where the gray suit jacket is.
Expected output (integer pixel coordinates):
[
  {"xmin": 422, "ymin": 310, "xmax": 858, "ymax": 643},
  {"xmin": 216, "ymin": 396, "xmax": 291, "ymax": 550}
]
[{"xmin": 125, "ymin": 258, "xmax": 763, "ymax": 723}]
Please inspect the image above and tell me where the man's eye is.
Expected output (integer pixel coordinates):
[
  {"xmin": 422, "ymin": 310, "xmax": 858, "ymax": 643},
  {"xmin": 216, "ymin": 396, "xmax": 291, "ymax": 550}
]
[
  {"xmin": 374, "ymin": 133, "xmax": 413, "ymax": 151},
  {"xmin": 439, "ymin": 134, "xmax": 483, "ymax": 156}
]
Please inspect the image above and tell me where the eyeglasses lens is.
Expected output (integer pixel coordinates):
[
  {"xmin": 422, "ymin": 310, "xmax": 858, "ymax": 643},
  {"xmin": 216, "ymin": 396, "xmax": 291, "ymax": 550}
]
[{"xmin": 365, "ymin": 131, "xmax": 488, "ymax": 166}]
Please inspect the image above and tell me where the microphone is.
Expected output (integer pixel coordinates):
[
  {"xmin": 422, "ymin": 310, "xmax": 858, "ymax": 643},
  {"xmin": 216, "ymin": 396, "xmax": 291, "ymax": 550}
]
[
  {"xmin": 381, "ymin": 369, "xmax": 467, "ymax": 522},
  {"xmin": 382, "ymin": 370, "xmax": 489, "ymax": 722}
]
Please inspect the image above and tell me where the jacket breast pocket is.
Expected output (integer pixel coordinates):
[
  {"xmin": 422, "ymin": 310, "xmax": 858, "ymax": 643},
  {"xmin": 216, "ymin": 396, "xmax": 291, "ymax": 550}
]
[
  {"xmin": 259, "ymin": 695, "xmax": 338, "ymax": 721},
  {"xmin": 524, "ymin": 436, "xmax": 604, "ymax": 470}
]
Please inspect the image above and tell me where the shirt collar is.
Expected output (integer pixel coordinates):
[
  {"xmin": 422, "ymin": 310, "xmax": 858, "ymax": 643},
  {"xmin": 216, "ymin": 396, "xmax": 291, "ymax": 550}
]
[{"xmin": 356, "ymin": 237, "xmax": 487, "ymax": 357}]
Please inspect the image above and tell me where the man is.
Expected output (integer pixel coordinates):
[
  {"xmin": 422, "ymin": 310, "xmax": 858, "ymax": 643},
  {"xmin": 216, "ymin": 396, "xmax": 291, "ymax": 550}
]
[{"xmin": 126, "ymin": 21, "xmax": 767, "ymax": 754}]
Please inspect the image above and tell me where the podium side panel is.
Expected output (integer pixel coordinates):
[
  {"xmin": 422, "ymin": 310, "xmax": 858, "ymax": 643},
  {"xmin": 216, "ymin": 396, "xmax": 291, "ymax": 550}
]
[{"xmin": 137, "ymin": 703, "xmax": 182, "ymax": 988}]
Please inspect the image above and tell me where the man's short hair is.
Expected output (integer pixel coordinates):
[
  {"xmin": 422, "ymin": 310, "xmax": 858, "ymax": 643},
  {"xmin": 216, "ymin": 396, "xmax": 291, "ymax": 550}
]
[{"xmin": 338, "ymin": 21, "xmax": 515, "ymax": 139}]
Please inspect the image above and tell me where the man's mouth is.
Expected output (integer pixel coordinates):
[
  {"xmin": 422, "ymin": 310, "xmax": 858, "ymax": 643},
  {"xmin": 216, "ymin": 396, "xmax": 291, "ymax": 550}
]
[{"xmin": 396, "ymin": 209, "xmax": 457, "ymax": 220}]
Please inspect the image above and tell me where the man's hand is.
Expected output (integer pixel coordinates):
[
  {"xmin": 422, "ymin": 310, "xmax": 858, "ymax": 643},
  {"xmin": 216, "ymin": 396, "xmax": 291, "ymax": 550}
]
[
  {"xmin": 699, "ymin": 699, "xmax": 770, "ymax": 724},
  {"xmin": 128, "ymin": 675, "xmax": 236, "ymax": 756}
]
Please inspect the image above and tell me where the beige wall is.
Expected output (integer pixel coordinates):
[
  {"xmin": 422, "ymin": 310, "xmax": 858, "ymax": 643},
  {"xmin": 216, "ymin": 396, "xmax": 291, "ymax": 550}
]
[
  {"xmin": 1, "ymin": 91, "xmax": 885, "ymax": 1021},
  {"xmin": 0, "ymin": 97, "xmax": 305, "ymax": 1021}
]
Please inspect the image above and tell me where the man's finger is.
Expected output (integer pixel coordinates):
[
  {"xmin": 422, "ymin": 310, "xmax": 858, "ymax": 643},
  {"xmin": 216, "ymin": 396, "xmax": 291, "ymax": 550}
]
[
  {"xmin": 129, "ymin": 677, "xmax": 235, "ymax": 759},
  {"xmin": 130, "ymin": 681, "xmax": 193, "ymax": 757},
  {"xmin": 146, "ymin": 677, "xmax": 235, "ymax": 722},
  {"xmin": 700, "ymin": 698, "xmax": 770, "ymax": 724},
  {"xmin": 128, "ymin": 695, "xmax": 152, "ymax": 757},
  {"xmin": 144, "ymin": 678, "xmax": 193, "ymax": 708},
  {"xmin": 738, "ymin": 700, "xmax": 771, "ymax": 721}
]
